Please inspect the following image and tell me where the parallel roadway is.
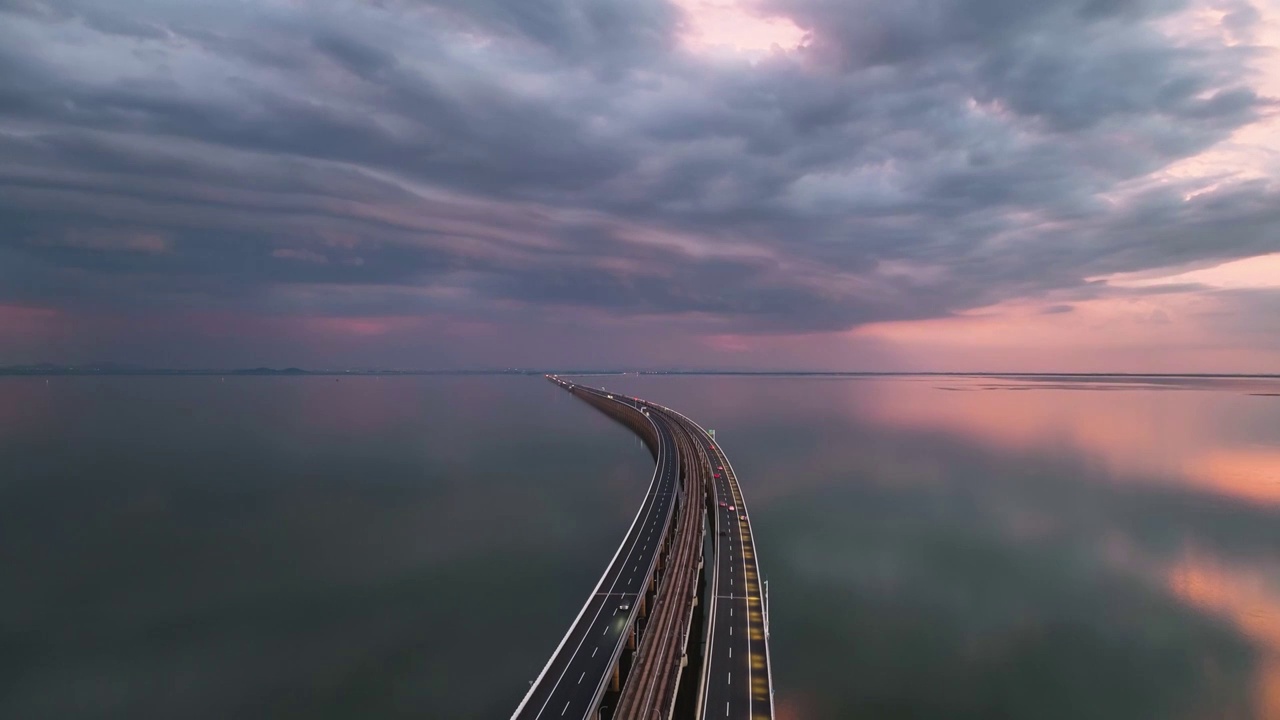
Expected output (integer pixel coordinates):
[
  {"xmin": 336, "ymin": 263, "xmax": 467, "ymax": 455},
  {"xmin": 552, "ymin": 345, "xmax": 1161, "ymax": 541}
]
[
  {"xmin": 512, "ymin": 382, "xmax": 681, "ymax": 720},
  {"xmin": 661, "ymin": 409, "xmax": 774, "ymax": 720}
]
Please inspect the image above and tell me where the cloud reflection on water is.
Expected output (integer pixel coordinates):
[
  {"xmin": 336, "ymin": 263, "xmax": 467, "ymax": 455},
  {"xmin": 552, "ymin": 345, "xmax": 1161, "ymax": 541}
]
[
  {"xmin": 2, "ymin": 374, "xmax": 1277, "ymax": 718},
  {"xmin": 606, "ymin": 374, "xmax": 1280, "ymax": 719}
]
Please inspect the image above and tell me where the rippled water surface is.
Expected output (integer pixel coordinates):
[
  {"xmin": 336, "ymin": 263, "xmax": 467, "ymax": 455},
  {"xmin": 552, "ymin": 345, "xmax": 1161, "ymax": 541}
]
[{"xmin": 3, "ymin": 375, "xmax": 1279, "ymax": 719}]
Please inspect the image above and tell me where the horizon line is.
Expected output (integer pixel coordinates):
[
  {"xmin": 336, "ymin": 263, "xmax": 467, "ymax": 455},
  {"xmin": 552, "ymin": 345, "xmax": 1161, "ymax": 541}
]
[{"xmin": 1, "ymin": 364, "xmax": 1277, "ymax": 379}]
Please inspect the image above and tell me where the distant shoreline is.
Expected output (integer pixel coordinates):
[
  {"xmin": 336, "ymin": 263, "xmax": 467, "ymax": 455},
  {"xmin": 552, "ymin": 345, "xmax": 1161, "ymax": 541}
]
[{"xmin": 3, "ymin": 366, "xmax": 1278, "ymax": 379}]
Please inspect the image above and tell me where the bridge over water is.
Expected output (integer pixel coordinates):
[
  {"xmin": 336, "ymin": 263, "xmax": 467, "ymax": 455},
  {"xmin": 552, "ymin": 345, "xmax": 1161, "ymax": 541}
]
[{"xmin": 512, "ymin": 378, "xmax": 773, "ymax": 720}]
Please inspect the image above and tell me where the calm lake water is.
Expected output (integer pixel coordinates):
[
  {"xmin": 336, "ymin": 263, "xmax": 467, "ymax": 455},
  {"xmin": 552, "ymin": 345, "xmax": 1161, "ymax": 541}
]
[{"xmin": 2, "ymin": 375, "xmax": 1279, "ymax": 719}]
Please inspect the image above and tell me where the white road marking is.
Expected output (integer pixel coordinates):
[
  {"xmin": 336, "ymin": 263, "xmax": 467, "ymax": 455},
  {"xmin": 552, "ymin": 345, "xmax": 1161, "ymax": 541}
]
[
  {"xmin": 561, "ymin": 701, "xmax": 570, "ymax": 716},
  {"xmin": 522, "ymin": 417, "xmax": 671, "ymax": 720},
  {"xmin": 592, "ymin": 647, "xmax": 598, "ymax": 657},
  {"xmin": 578, "ymin": 672, "xmax": 585, "ymax": 684}
]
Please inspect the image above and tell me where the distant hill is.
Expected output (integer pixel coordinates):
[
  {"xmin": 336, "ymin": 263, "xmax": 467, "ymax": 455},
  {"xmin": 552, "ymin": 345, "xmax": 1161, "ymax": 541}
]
[{"xmin": 0, "ymin": 363, "xmax": 308, "ymax": 376}]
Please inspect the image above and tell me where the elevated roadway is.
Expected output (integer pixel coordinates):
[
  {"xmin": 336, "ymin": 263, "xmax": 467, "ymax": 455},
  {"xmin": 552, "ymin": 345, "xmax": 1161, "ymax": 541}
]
[
  {"xmin": 512, "ymin": 381, "xmax": 680, "ymax": 720},
  {"xmin": 515, "ymin": 377, "xmax": 773, "ymax": 720},
  {"xmin": 647, "ymin": 404, "xmax": 774, "ymax": 720},
  {"xmin": 692, "ymin": 429, "xmax": 773, "ymax": 720}
]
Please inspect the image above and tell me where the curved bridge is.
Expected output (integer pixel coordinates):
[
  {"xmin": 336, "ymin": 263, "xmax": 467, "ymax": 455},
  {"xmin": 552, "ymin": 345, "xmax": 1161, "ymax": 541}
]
[{"xmin": 512, "ymin": 377, "xmax": 773, "ymax": 720}]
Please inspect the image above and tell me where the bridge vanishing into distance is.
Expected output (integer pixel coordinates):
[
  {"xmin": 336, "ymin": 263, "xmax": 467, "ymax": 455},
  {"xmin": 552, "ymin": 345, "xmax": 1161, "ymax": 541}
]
[{"xmin": 512, "ymin": 377, "xmax": 773, "ymax": 720}]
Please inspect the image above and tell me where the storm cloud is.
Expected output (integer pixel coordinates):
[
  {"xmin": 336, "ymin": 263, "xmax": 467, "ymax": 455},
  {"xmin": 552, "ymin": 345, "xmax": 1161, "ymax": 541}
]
[{"xmin": 0, "ymin": 0, "xmax": 1276, "ymax": 366}]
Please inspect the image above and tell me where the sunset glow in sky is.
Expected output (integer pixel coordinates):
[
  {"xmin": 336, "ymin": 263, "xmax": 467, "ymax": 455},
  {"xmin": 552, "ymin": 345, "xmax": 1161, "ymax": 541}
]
[{"xmin": 1, "ymin": 0, "xmax": 1278, "ymax": 370}]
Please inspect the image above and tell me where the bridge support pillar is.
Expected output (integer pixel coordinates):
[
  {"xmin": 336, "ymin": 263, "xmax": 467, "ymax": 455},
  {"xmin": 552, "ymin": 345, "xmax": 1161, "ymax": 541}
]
[{"xmin": 610, "ymin": 661, "xmax": 621, "ymax": 692}]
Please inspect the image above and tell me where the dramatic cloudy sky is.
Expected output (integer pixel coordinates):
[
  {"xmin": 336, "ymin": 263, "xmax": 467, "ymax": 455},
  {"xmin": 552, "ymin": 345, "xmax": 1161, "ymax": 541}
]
[{"xmin": 1, "ymin": 0, "xmax": 1278, "ymax": 370}]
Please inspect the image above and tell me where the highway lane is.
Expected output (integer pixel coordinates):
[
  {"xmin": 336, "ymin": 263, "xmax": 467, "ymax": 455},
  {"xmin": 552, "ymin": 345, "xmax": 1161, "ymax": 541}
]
[
  {"xmin": 612, "ymin": 412, "xmax": 706, "ymax": 720},
  {"xmin": 681, "ymin": 422, "xmax": 773, "ymax": 720},
  {"xmin": 513, "ymin": 383, "xmax": 681, "ymax": 720}
]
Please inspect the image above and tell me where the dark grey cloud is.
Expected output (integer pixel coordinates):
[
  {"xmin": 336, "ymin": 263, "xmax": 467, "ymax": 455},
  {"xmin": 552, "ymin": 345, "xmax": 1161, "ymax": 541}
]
[
  {"xmin": 424, "ymin": 0, "xmax": 679, "ymax": 76},
  {"xmin": 771, "ymin": 0, "xmax": 1194, "ymax": 69},
  {"xmin": 0, "ymin": 0, "xmax": 1275, "ymax": 364}
]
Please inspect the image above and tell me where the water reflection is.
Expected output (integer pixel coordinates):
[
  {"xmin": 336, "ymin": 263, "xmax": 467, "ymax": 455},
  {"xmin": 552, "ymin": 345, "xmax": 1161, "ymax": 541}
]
[
  {"xmin": 602, "ymin": 375, "xmax": 1280, "ymax": 719},
  {"xmin": 853, "ymin": 376, "xmax": 1280, "ymax": 507},
  {"xmin": 1, "ymin": 375, "xmax": 1277, "ymax": 718},
  {"xmin": 1168, "ymin": 550, "xmax": 1280, "ymax": 719},
  {"xmin": 0, "ymin": 376, "xmax": 655, "ymax": 719}
]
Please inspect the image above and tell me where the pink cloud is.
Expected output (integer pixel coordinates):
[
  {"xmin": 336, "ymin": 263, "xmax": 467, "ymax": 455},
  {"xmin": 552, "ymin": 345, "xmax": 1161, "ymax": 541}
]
[
  {"xmin": 300, "ymin": 316, "xmax": 413, "ymax": 337},
  {"xmin": 0, "ymin": 304, "xmax": 59, "ymax": 335},
  {"xmin": 703, "ymin": 333, "xmax": 753, "ymax": 352},
  {"xmin": 673, "ymin": 0, "xmax": 807, "ymax": 55},
  {"xmin": 30, "ymin": 230, "xmax": 171, "ymax": 254},
  {"xmin": 853, "ymin": 277, "xmax": 1280, "ymax": 373},
  {"xmin": 272, "ymin": 248, "xmax": 330, "ymax": 264}
]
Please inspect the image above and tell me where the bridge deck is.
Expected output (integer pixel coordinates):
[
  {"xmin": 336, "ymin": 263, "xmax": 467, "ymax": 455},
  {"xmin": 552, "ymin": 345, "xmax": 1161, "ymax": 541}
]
[
  {"xmin": 517, "ymin": 379, "xmax": 773, "ymax": 720},
  {"xmin": 512, "ymin": 384, "xmax": 679, "ymax": 720},
  {"xmin": 659, "ymin": 407, "xmax": 774, "ymax": 720}
]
